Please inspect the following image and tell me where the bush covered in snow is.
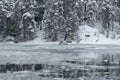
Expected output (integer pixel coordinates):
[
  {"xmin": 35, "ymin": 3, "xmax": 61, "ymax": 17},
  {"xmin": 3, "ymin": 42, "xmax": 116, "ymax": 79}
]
[{"xmin": 79, "ymin": 25, "xmax": 99, "ymax": 43}]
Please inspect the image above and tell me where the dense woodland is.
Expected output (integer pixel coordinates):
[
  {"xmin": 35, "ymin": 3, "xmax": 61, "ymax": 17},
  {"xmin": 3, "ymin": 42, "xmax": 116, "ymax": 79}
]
[{"xmin": 0, "ymin": 0, "xmax": 120, "ymax": 43}]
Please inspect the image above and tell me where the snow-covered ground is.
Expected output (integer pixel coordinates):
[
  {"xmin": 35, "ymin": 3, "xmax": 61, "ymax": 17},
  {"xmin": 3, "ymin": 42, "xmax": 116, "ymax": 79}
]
[
  {"xmin": 14, "ymin": 25, "xmax": 120, "ymax": 45},
  {"xmin": 79, "ymin": 25, "xmax": 120, "ymax": 45}
]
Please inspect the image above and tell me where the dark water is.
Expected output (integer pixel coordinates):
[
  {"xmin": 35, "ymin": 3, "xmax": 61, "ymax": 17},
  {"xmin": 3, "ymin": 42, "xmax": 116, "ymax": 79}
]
[{"xmin": 0, "ymin": 53, "xmax": 119, "ymax": 80}]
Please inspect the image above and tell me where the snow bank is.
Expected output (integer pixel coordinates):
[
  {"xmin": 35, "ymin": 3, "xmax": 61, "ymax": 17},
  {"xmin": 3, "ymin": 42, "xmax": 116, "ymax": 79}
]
[
  {"xmin": 79, "ymin": 25, "xmax": 99, "ymax": 43},
  {"xmin": 79, "ymin": 25, "xmax": 120, "ymax": 45},
  {"xmin": 19, "ymin": 25, "xmax": 120, "ymax": 45},
  {"xmin": 19, "ymin": 30, "xmax": 59, "ymax": 45}
]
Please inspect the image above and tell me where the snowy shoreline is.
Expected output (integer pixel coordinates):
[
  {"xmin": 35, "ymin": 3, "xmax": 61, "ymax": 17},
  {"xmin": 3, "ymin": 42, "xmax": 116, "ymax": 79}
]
[
  {"xmin": 2, "ymin": 40, "xmax": 120, "ymax": 46},
  {"xmin": 1, "ymin": 25, "xmax": 120, "ymax": 45}
]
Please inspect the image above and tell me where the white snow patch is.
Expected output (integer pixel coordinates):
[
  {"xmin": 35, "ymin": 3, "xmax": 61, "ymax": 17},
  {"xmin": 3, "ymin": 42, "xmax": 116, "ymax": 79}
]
[
  {"xmin": 7, "ymin": 12, "xmax": 13, "ymax": 18},
  {"xmin": 79, "ymin": 25, "xmax": 120, "ymax": 45},
  {"xmin": 23, "ymin": 12, "xmax": 32, "ymax": 19},
  {"xmin": 79, "ymin": 25, "xmax": 99, "ymax": 43},
  {"xmin": 19, "ymin": 30, "xmax": 59, "ymax": 45}
]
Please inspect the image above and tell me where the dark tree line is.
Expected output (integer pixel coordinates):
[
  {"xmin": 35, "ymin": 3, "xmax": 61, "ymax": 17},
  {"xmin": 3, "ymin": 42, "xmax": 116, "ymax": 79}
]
[
  {"xmin": 0, "ymin": 0, "xmax": 45, "ymax": 42},
  {"xmin": 0, "ymin": 0, "xmax": 120, "ymax": 42}
]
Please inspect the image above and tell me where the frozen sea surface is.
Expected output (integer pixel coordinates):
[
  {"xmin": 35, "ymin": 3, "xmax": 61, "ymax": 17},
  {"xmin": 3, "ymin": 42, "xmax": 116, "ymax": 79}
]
[{"xmin": 0, "ymin": 43, "xmax": 120, "ymax": 80}]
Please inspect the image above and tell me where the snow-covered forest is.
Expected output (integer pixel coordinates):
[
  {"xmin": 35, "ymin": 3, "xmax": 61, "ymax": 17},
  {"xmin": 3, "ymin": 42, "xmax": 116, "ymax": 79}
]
[
  {"xmin": 0, "ymin": 0, "xmax": 120, "ymax": 80},
  {"xmin": 0, "ymin": 0, "xmax": 120, "ymax": 44}
]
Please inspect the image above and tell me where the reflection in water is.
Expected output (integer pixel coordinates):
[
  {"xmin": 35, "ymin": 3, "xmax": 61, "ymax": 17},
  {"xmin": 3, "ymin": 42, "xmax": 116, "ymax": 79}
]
[
  {"xmin": 0, "ymin": 53, "xmax": 119, "ymax": 80},
  {"xmin": 38, "ymin": 53, "xmax": 120, "ymax": 80}
]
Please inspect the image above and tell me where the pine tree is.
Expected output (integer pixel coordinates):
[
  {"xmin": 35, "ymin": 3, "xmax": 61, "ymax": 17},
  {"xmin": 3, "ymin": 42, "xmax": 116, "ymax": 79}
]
[
  {"xmin": 76, "ymin": 0, "xmax": 83, "ymax": 25},
  {"xmin": 42, "ymin": 0, "xmax": 80, "ymax": 42},
  {"xmin": 8, "ymin": 0, "xmax": 21, "ymax": 42},
  {"xmin": 117, "ymin": 0, "xmax": 120, "ymax": 25},
  {"xmin": 63, "ymin": 0, "xmax": 79, "ymax": 42},
  {"xmin": 34, "ymin": 0, "xmax": 45, "ymax": 30},
  {"xmin": 21, "ymin": 0, "xmax": 36, "ymax": 41},
  {"xmin": 101, "ymin": 0, "xmax": 110, "ymax": 38},
  {"xmin": 87, "ymin": 0, "xmax": 98, "ymax": 26},
  {"xmin": 42, "ymin": 0, "xmax": 64, "ymax": 41},
  {"xmin": 0, "ymin": 1, "xmax": 7, "ymax": 40}
]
